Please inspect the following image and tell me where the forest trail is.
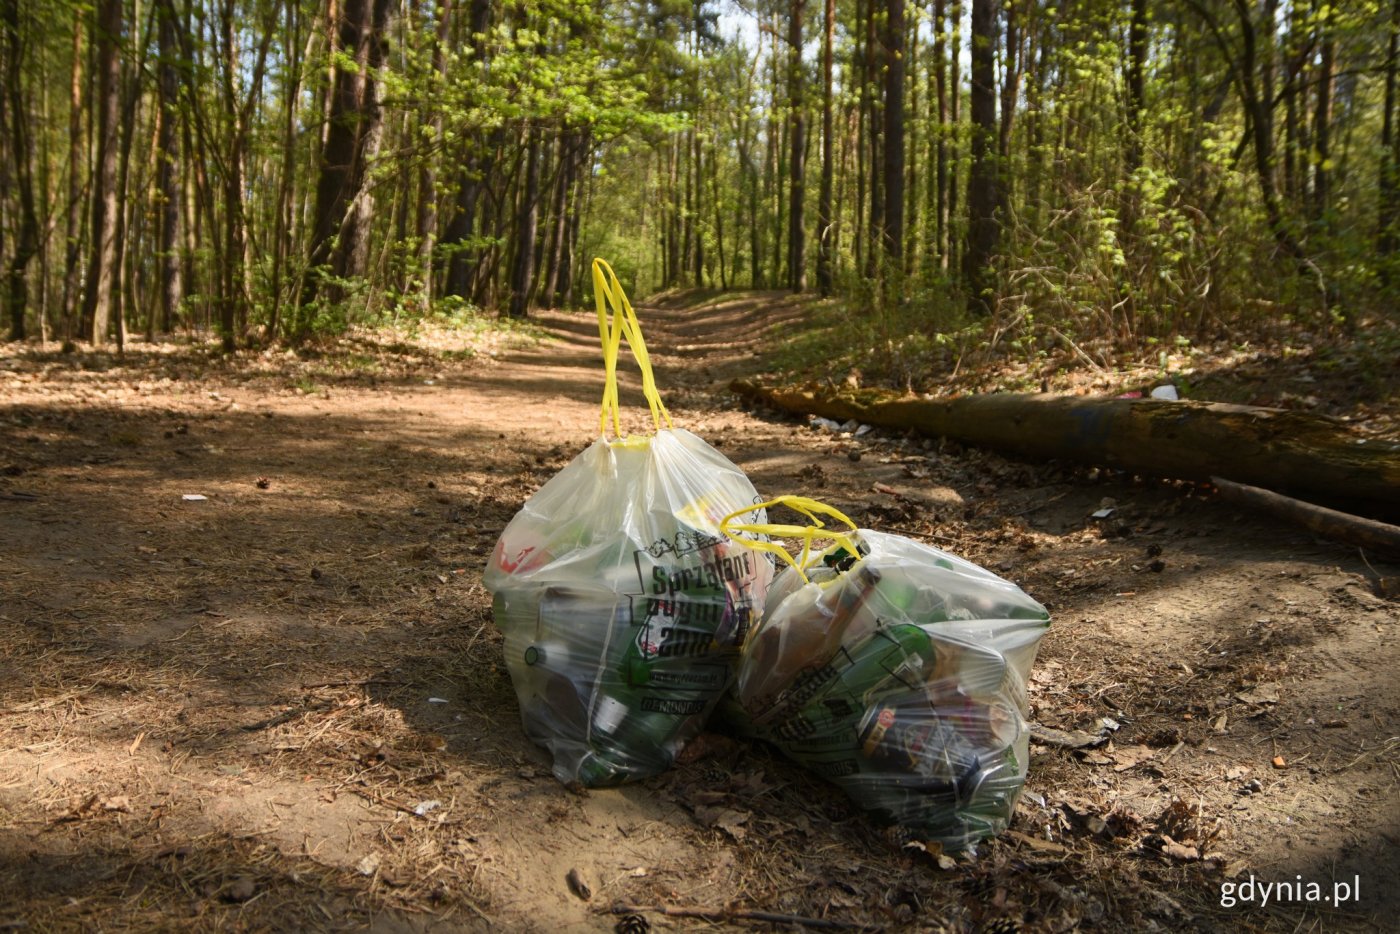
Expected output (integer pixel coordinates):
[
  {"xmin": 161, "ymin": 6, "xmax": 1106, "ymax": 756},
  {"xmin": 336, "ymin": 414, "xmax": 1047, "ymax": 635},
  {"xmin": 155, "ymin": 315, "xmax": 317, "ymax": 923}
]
[{"xmin": 1, "ymin": 293, "xmax": 1397, "ymax": 932}]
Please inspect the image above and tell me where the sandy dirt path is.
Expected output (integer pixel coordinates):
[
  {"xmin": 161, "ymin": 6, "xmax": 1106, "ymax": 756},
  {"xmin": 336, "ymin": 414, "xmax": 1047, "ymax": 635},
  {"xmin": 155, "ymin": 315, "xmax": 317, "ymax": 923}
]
[{"xmin": 0, "ymin": 294, "xmax": 1396, "ymax": 932}]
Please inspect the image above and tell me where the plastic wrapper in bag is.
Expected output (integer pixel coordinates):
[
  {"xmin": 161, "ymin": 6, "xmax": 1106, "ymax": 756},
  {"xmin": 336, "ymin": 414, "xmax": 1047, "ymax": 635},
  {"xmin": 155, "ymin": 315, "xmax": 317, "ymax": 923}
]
[
  {"xmin": 484, "ymin": 260, "xmax": 772, "ymax": 787},
  {"xmin": 723, "ymin": 509, "xmax": 1049, "ymax": 852}
]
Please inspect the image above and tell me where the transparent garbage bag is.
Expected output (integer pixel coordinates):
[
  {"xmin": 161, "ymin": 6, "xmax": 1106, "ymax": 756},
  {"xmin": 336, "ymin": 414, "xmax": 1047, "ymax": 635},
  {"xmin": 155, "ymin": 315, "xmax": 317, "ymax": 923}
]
[
  {"xmin": 484, "ymin": 260, "xmax": 772, "ymax": 787},
  {"xmin": 720, "ymin": 498, "xmax": 1050, "ymax": 851}
]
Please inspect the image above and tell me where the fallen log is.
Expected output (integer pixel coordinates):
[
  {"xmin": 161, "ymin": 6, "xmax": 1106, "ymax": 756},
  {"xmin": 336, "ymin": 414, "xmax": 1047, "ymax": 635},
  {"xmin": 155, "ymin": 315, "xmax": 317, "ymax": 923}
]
[
  {"xmin": 730, "ymin": 380, "xmax": 1400, "ymax": 521},
  {"xmin": 1211, "ymin": 477, "xmax": 1400, "ymax": 559}
]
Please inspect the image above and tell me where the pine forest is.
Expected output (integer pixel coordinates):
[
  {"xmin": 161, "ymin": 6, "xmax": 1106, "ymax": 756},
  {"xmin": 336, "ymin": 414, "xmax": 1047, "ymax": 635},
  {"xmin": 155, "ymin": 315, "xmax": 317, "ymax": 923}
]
[{"xmin": 1, "ymin": 0, "xmax": 1397, "ymax": 358}]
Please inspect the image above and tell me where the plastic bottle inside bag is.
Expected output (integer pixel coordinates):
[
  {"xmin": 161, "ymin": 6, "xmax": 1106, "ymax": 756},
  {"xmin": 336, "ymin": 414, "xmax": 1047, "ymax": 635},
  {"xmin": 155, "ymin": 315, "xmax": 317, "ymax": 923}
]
[
  {"xmin": 758, "ymin": 620, "xmax": 937, "ymax": 740},
  {"xmin": 738, "ymin": 564, "xmax": 884, "ymax": 711}
]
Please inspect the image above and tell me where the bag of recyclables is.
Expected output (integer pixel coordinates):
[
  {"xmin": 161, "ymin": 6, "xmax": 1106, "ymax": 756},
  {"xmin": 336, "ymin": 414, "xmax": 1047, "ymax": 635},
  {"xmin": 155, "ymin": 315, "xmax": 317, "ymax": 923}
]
[
  {"xmin": 484, "ymin": 260, "xmax": 773, "ymax": 787},
  {"xmin": 720, "ymin": 497, "xmax": 1050, "ymax": 851}
]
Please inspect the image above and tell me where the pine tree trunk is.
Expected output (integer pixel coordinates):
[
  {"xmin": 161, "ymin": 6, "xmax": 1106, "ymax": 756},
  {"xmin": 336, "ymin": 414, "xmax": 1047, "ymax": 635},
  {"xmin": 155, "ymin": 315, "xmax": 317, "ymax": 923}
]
[
  {"xmin": 156, "ymin": 0, "xmax": 183, "ymax": 335},
  {"xmin": 543, "ymin": 130, "xmax": 575, "ymax": 307},
  {"xmin": 2, "ymin": 0, "xmax": 38, "ymax": 341},
  {"xmin": 693, "ymin": 130, "xmax": 705, "ymax": 284},
  {"xmin": 854, "ymin": 0, "xmax": 868, "ymax": 279},
  {"xmin": 816, "ymin": 0, "xmax": 835, "ymax": 296},
  {"xmin": 1310, "ymin": 34, "xmax": 1334, "ymax": 228},
  {"xmin": 415, "ymin": 0, "xmax": 451, "ymax": 310},
  {"xmin": 442, "ymin": 0, "xmax": 493, "ymax": 300},
  {"xmin": 507, "ymin": 126, "xmax": 541, "ymax": 319},
  {"xmin": 300, "ymin": 0, "xmax": 391, "ymax": 322},
  {"xmin": 709, "ymin": 141, "xmax": 728, "ymax": 289},
  {"xmin": 932, "ymin": 0, "xmax": 947, "ymax": 271},
  {"xmin": 903, "ymin": 11, "xmax": 918, "ymax": 277},
  {"xmin": 60, "ymin": 9, "xmax": 85, "ymax": 341},
  {"xmin": 996, "ymin": 0, "xmax": 1019, "ymax": 228},
  {"xmin": 864, "ymin": 0, "xmax": 883, "ymax": 280},
  {"xmin": 1381, "ymin": 0, "xmax": 1399, "ymax": 262},
  {"xmin": 84, "ymin": 0, "xmax": 123, "ymax": 346},
  {"xmin": 881, "ymin": 0, "xmax": 905, "ymax": 274},
  {"xmin": 962, "ymin": 0, "xmax": 999, "ymax": 314},
  {"xmin": 787, "ymin": 0, "xmax": 807, "ymax": 292},
  {"xmin": 947, "ymin": 0, "xmax": 961, "ymax": 275}
]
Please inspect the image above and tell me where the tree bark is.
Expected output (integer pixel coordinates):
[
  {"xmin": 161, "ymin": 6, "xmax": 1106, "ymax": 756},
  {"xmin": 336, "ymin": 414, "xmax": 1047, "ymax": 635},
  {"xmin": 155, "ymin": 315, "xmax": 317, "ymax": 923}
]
[
  {"xmin": 864, "ymin": 0, "xmax": 884, "ymax": 281},
  {"xmin": 1124, "ymin": 0, "xmax": 1147, "ymax": 193},
  {"xmin": 1381, "ymin": 0, "xmax": 1400, "ymax": 262},
  {"xmin": 881, "ymin": 0, "xmax": 905, "ymax": 274},
  {"xmin": 962, "ymin": 0, "xmax": 999, "ymax": 314},
  {"xmin": 442, "ymin": 0, "xmax": 493, "ymax": 300},
  {"xmin": 1211, "ymin": 477, "xmax": 1400, "ymax": 560},
  {"xmin": 730, "ymin": 381, "xmax": 1400, "ymax": 521},
  {"xmin": 2, "ymin": 0, "xmax": 38, "ymax": 341},
  {"xmin": 542, "ymin": 131, "xmax": 575, "ymax": 308},
  {"xmin": 996, "ymin": 0, "xmax": 1019, "ymax": 228},
  {"xmin": 1310, "ymin": 32, "xmax": 1334, "ymax": 228},
  {"xmin": 507, "ymin": 125, "xmax": 542, "ymax": 319},
  {"xmin": 709, "ymin": 141, "xmax": 728, "ymax": 289},
  {"xmin": 816, "ymin": 0, "xmax": 834, "ymax": 296},
  {"xmin": 60, "ymin": 8, "xmax": 85, "ymax": 341},
  {"xmin": 788, "ymin": 0, "xmax": 807, "ymax": 292},
  {"xmin": 300, "ymin": 0, "xmax": 392, "ymax": 322},
  {"xmin": 83, "ymin": 0, "xmax": 123, "ymax": 346},
  {"xmin": 932, "ymin": 0, "xmax": 948, "ymax": 272},
  {"xmin": 415, "ymin": 0, "xmax": 452, "ymax": 310},
  {"xmin": 155, "ymin": 0, "xmax": 183, "ymax": 335},
  {"xmin": 947, "ymin": 0, "xmax": 961, "ymax": 275}
]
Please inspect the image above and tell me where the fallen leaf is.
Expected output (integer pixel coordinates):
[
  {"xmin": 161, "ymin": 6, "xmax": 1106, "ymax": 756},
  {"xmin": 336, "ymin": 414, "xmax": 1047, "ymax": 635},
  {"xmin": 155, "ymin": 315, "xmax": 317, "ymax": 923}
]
[
  {"xmin": 1004, "ymin": 830, "xmax": 1069, "ymax": 854},
  {"xmin": 1032, "ymin": 723, "xmax": 1107, "ymax": 749},
  {"xmin": 676, "ymin": 732, "xmax": 740, "ymax": 765},
  {"xmin": 1160, "ymin": 837, "xmax": 1200, "ymax": 861},
  {"xmin": 1235, "ymin": 684, "xmax": 1281, "ymax": 705},
  {"xmin": 694, "ymin": 804, "xmax": 750, "ymax": 841},
  {"xmin": 1112, "ymin": 745, "xmax": 1156, "ymax": 772}
]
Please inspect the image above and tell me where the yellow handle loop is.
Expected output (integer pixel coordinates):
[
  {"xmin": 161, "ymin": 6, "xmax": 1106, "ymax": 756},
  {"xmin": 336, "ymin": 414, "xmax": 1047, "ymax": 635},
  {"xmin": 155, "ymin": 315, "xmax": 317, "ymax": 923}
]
[
  {"xmin": 592, "ymin": 258, "xmax": 672, "ymax": 438},
  {"xmin": 720, "ymin": 495, "xmax": 861, "ymax": 583}
]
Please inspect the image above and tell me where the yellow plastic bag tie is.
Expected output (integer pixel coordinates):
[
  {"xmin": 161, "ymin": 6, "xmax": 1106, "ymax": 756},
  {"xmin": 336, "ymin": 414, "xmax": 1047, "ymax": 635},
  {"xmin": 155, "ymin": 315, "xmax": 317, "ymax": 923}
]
[
  {"xmin": 720, "ymin": 495, "xmax": 861, "ymax": 583},
  {"xmin": 592, "ymin": 258, "xmax": 672, "ymax": 438}
]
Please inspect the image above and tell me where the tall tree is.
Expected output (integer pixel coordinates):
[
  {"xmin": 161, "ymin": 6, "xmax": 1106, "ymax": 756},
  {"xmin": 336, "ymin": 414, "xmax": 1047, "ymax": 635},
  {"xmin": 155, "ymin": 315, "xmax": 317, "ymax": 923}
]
[
  {"xmin": 2, "ymin": 0, "xmax": 38, "ymax": 340},
  {"xmin": 83, "ymin": 0, "xmax": 123, "ymax": 346},
  {"xmin": 930, "ymin": 0, "xmax": 949, "ymax": 272},
  {"xmin": 962, "ymin": 0, "xmax": 998, "ymax": 313},
  {"xmin": 1381, "ymin": 0, "xmax": 1400, "ymax": 262},
  {"xmin": 415, "ymin": 0, "xmax": 453, "ymax": 310},
  {"xmin": 154, "ymin": 0, "xmax": 184, "ymax": 334},
  {"xmin": 1310, "ymin": 23, "xmax": 1335, "ymax": 227},
  {"xmin": 60, "ymin": 8, "xmax": 85, "ymax": 340},
  {"xmin": 881, "ymin": 0, "xmax": 905, "ymax": 272},
  {"xmin": 788, "ymin": 0, "xmax": 807, "ymax": 292},
  {"xmin": 816, "ymin": 0, "xmax": 835, "ymax": 295},
  {"xmin": 507, "ymin": 125, "xmax": 542, "ymax": 319},
  {"xmin": 300, "ymin": 0, "xmax": 393, "ymax": 325}
]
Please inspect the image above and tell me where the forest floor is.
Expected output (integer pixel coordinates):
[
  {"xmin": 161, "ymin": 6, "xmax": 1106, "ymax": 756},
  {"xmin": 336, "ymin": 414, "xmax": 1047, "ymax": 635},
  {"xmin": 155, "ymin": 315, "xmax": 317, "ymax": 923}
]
[{"xmin": 0, "ymin": 293, "xmax": 1397, "ymax": 933}]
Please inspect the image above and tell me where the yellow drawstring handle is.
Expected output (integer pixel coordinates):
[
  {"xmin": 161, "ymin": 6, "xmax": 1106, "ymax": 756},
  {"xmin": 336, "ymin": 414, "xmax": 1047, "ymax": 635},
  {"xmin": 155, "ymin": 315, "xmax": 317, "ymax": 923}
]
[
  {"xmin": 593, "ymin": 258, "xmax": 672, "ymax": 439},
  {"xmin": 720, "ymin": 495, "xmax": 861, "ymax": 583}
]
